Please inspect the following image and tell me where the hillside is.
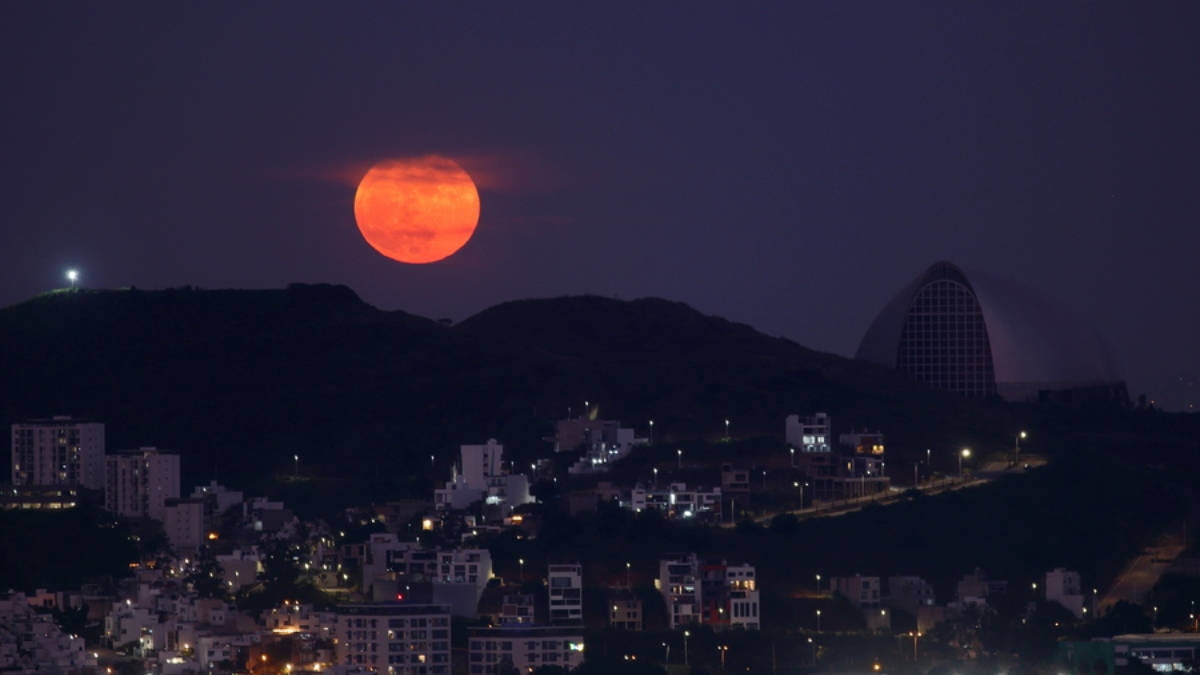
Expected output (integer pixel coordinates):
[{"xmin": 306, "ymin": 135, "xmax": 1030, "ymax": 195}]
[{"xmin": 0, "ymin": 284, "xmax": 1132, "ymax": 500}]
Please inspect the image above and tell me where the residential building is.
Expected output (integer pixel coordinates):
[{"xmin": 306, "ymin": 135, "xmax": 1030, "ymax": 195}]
[
  {"xmin": 548, "ymin": 564, "xmax": 583, "ymax": 626},
  {"xmin": 832, "ymin": 575, "xmax": 881, "ymax": 609},
  {"xmin": 467, "ymin": 625, "xmax": 585, "ymax": 675},
  {"xmin": 628, "ymin": 482, "xmax": 722, "ymax": 521},
  {"xmin": 10, "ymin": 416, "xmax": 105, "ymax": 489},
  {"xmin": 1045, "ymin": 568, "xmax": 1086, "ymax": 618},
  {"xmin": 660, "ymin": 554, "xmax": 759, "ymax": 630},
  {"xmin": 607, "ymin": 589, "xmax": 642, "ymax": 631},
  {"xmin": 887, "ymin": 575, "xmax": 936, "ymax": 617},
  {"xmin": 335, "ymin": 602, "xmax": 452, "ymax": 674},
  {"xmin": 786, "ymin": 413, "xmax": 831, "ymax": 452},
  {"xmin": 434, "ymin": 440, "xmax": 530, "ymax": 514},
  {"xmin": 659, "ymin": 554, "xmax": 701, "ymax": 629},
  {"xmin": 105, "ymin": 447, "xmax": 181, "ymax": 521},
  {"xmin": 163, "ymin": 498, "xmax": 206, "ymax": 551},
  {"xmin": 500, "ymin": 595, "xmax": 535, "ymax": 626}
]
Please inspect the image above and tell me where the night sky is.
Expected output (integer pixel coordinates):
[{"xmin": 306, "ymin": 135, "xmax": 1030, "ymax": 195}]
[{"xmin": 3, "ymin": 3, "xmax": 1197, "ymax": 410}]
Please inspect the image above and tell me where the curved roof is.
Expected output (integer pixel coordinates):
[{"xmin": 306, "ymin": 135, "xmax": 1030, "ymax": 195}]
[{"xmin": 856, "ymin": 261, "xmax": 1124, "ymax": 396}]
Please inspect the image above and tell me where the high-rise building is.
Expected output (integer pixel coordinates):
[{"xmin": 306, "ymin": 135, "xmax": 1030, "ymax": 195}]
[
  {"xmin": 10, "ymin": 416, "xmax": 105, "ymax": 489},
  {"xmin": 104, "ymin": 447, "xmax": 180, "ymax": 521}
]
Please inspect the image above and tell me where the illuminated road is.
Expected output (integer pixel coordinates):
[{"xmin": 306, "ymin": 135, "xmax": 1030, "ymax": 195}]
[{"xmin": 1100, "ymin": 540, "xmax": 1184, "ymax": 611}]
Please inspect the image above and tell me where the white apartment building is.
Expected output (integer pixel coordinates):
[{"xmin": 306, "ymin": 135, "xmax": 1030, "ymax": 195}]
[
  {"xmin": 725, "ymin": 563, "xmax": 760, "ymax": 630},
  {"xmin": 548, "ymin": 564, "xmax": 582, "ymax": 626},
  {"xmin": 1045, "ymin": 568, "xmax": 1086, "ymax": 618},
  {"xmin": 629, "ymin": 483, "xmax": 722, "ymax": 521},
  {"xmin": 785, "ymin": 413, "xmax": 831, "ymax": 452},
  {"xmin": 467, "ymin": 625, "xmax": 585, "ymax": 675},
  {"xmin": 335, "ymin": 603, "xmax": 452, "ymax": 674},
  {"xmin": 434, "ymin": 440, "xmax": 530, "ymax": 513},
  {"xmin": 105, "ymin": 447, "xmax": 181, "ymax": 521},
  {"xmin": 10, "ymin": 416, "xmax": 105, "ymax": 489}
]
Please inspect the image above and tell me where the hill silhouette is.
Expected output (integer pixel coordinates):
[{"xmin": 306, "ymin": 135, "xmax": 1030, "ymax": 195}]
[{"xmin": 0, "ymin": 284, "xmax": 1124, "ymax": 499}]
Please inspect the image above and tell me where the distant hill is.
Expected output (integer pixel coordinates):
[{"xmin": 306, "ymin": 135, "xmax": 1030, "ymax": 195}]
[{"xmin": 0, "ymin": 284, "xmax": 1114, "ymax": 498}]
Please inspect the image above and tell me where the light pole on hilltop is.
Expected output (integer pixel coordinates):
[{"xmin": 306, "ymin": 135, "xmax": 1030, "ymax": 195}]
[
  {"xmin": 649, "ymin": 420, "xmax": 654, "ymax": 446},
  {"xmin": 959, "ymin": 448, "xmax": 970, "ymax": 481},
  {"xmin": 724, "ymin": 419, "xmax": 730, "ymax": 440},
  {"xmin": 294, "ymin": 454, "xmax": 299, "ymax": 478},
  {"xmin": 67, "ymin": 270, "xmax": 78, "ymax": 289},
  {"xmin": 926, "ymin": 448, "xmax": 931, "ymax": 471}
]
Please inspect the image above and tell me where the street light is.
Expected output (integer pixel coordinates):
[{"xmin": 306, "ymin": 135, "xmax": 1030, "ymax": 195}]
[
  {"xmin": 816, "ymin": 609, "xmax": 822, "ymax": 633},
  {"xmin": 724, "ymin": 419, "xmax": 730, "ymax": 439},
  {"xmin": 1015, "ymin": 431, "xmax": 1027, "ymax": 465},
  {"xmin": 663, "ymin": 642, "xmax": 670, "ymax": 664},
  {"xmin": 653, "ymin": 467, "xmax": 658, "ymax": 487},
  {"xmin": 293, "ymin": 454, "xmax": 299, "ymax": 477},
  {"xmin": 67, "ymin": 270, "xmax": 78, "ymax": 289},
  {"xmin": 719, "ymin": 645, "xmax": 728, "ymax": 671},
  {"xmin": 959, "ymin": 448, "xmax": 971, "ymax": 480},
  {"xmin": 649, "ymin": 420, "xmax": 654, "ymax": 446},
  {"xmin": 677, "ymin": 449, "xmax": 682, "ymax": 469},
  {"xmin": 816, "ymin": 574, "xmax": 821, "ymax": 595},
  {"xmin": 518, "ymin": 558, "xmax": 524, "ymax": 582},
  {"xmin": 790, "ymin": 447, "xmax": 795, "ymax": 467},
  {"xmin": 626, "ymin": 562, "xmax": 631, "ymax": 588},
  {"xmin": 684, "ymin": 630, "xmax": 690, "ymax": 666}
]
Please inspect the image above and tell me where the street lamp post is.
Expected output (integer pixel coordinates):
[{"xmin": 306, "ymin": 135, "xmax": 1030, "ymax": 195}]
[
  {"xmin": 67, "ymin": 270, "xmax": 78, "ymax": 289},
  {"xmin": 816, "ymin": 574, "xmax": 821, "ymax": 596},
  {"xmin": 719, "ymin": 645, "xmax": 728, "ymax": 671},
  {"xmin": 677, "ymin": 449, "xmax": 682, "ymax": 469},
  {"xmin": 790, "ymin": 447, "xmax": 795, "ymax": 467},
  {"xmin": 724, "ymin": 419, "xmax": 730, "ymax": 439},
  {"xmin": 626, "ymin": 562, "xmax": 631, "ymax": 588},
  {"xmin": 518, "ymin": 558, "xmax": 524, "ymax": 582},
  {"xmin": 684, "ymin": 631, "xmax": 690, "ymax": 666},
  {"xmin": 1015, "ymin": 431, "xmax": 1027, "ymax": 465},
  {"xmin": 294, "ymin": 454, "xmax": 299, "ymax": 477},
  {"xmin": 663, "ymin": 643, "xmax": 670, "ymax": 664},
  {"xmin": 653, "ymin": 467, "xmax": 658, "ymax": 487},
  {"xmin": 649, "ymin": 420, "xmax": 654, "ymax": 446},
  {"xmin": 959, "ymin": 448, "xmax": 971, "ymax": 481},
  {"xmin": 816, "ymin": 609, "xmax": 822, "ymax": 633}
]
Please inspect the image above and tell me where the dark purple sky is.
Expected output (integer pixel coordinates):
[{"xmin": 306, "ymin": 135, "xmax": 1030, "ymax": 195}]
[{"xmin": 3, "ymin": 3, "xmax": 1198, "ymax": 410}]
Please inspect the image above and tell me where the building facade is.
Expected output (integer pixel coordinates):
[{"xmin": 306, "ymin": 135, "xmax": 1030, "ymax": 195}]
[
  {"xmin": 10, "ymin": 417, "xmax": 105, "ymax": 489},
  {"xmin": 467, "ymin": 625, "xmax": 584, "ymax": 675},
  {"xmin": 335, "ymin": 603, "xmax": 452, "ymax": 674},
  {"xmin": 105, "ymin": 447, "xmax": 181, "ymax": 521}
]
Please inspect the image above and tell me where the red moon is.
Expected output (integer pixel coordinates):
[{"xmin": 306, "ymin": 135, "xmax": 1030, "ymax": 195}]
[{"xmin": 353, "ymin": 156, "xmax": 481, "ymax": 264}]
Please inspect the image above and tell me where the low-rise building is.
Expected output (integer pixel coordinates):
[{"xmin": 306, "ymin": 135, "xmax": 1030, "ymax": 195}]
[
  {"xmin": 335, "ymin": 603, "xmax": 452, "ymax": 674},
  {"xmin": 467, "ymin": 625, "xmax": 585, "ymax": 675}
]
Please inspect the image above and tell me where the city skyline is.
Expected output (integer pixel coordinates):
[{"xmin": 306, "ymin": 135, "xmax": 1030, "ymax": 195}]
[{"xmin": 2, "ymin": 4, "xmax": 1197, "ymax": 409}]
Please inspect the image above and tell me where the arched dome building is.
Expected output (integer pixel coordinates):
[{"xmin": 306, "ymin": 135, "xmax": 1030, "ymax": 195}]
[{"xmin": 856, "ymin": 261, "xmax": 1126, "ymax": 404}]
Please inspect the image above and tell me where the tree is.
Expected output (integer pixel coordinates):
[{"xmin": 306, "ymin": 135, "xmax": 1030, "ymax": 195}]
[{"xmin": 184, "ymin": 546, "xmax": 226, "ymax": 599}]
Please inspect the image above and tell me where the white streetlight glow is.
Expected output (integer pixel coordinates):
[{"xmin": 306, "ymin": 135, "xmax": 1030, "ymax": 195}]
[{"xmin": 67, "ymin": 270, "xmax": 78, "ymax": 289}]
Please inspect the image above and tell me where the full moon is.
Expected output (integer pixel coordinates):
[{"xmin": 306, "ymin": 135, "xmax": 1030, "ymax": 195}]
[{"xmin": 353, "ymin": 156, "xmax": 481, "ymax": 264}]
